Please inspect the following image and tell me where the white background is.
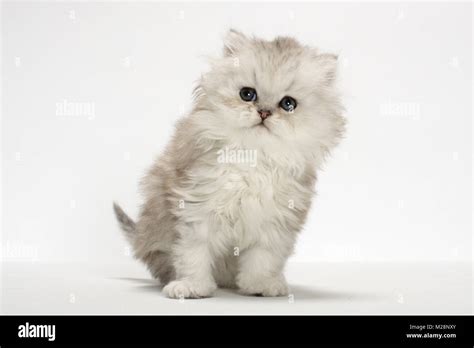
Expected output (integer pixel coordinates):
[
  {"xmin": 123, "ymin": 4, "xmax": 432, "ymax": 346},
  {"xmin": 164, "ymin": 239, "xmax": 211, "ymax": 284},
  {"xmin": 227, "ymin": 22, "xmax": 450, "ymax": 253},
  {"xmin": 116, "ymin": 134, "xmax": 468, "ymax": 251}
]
[{"xmin": 2, "ymin": 1, "xmax": 472, "ymax": 266}]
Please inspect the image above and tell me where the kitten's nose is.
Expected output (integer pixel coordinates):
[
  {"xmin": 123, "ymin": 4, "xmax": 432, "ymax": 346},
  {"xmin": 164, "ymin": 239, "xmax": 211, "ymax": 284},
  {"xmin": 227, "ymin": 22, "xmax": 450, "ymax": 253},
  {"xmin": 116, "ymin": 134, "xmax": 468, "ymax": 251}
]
[{"xmin": 258, "ymin": 109, "xmax": 272, "ymax": 120}]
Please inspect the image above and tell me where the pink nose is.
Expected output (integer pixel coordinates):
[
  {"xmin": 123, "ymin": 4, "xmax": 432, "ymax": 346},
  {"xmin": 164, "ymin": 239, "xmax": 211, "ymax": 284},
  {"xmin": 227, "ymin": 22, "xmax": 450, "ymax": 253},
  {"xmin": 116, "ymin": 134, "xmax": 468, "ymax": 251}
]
[{"xmin": 258, "ymin": 110, "xmax": 272, "ymax": 120}]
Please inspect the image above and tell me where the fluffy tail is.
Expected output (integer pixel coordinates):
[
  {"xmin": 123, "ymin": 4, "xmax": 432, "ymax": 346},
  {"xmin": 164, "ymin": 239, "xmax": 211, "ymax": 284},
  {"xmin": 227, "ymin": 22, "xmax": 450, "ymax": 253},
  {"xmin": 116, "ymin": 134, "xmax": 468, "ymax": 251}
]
[{"xmin": 113, "ymin": 202, "xmax": 136, "ymax": 240}]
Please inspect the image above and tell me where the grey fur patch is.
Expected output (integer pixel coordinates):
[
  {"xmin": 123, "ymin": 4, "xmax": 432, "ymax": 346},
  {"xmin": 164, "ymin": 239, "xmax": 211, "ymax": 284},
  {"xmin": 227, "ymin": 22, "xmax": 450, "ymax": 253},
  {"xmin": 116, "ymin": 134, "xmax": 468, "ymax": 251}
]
[
  {"xmin": 143, "ymin": 250, "xmax": 176, "ymax": 284},
  {"xmin": 113, "ymin": 202, "xmax": 136, "ymax": 238}
]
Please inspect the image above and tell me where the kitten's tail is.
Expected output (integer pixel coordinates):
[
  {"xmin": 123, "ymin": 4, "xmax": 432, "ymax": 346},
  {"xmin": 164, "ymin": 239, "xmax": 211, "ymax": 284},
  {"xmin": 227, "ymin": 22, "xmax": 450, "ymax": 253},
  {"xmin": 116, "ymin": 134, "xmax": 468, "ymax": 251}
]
[{"xmin": 113, "ymin": 202, "xmax": 136, "ymax": 240}]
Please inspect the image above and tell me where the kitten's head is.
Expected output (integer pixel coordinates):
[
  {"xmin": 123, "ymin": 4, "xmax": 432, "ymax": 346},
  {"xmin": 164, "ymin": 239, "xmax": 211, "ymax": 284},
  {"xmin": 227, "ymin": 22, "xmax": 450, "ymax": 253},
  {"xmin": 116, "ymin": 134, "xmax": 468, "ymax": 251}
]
[{"xmin": 193, "ymin": 29, "xmax": 345, "ymax": 167}]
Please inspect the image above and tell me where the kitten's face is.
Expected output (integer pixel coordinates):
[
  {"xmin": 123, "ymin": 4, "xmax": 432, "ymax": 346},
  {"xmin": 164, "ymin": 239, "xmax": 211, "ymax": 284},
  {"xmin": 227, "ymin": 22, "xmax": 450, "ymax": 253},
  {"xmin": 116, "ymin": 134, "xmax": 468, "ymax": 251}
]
[{"xmin": 195, "ymin": 30, "xmax": 345, "ymax": 163}]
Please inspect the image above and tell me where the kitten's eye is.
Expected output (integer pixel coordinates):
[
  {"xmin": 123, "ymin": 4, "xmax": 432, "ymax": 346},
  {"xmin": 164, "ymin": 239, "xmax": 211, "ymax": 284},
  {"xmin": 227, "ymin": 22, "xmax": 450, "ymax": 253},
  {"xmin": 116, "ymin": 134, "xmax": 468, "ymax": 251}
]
[
  {"xmin": 279, "ymin": 96, "xmax": 297, "ymax": 112},
  {"xmin": 240, "ymin": 87, "xmax": 257, "ymax": 102}
]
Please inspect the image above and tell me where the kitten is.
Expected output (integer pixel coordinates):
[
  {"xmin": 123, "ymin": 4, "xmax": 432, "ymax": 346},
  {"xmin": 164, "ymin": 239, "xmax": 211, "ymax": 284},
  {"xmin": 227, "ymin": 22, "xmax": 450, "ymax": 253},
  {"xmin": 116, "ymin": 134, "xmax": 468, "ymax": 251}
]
[{"xmin": 114, "ymin": 30, "xmax": 345, "ymax": 299}]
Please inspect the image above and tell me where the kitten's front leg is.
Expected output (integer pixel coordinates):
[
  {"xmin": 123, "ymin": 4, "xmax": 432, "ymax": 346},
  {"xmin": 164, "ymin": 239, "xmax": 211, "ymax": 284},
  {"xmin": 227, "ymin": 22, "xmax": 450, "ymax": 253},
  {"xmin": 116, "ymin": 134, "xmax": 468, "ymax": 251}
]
[
  {"xmin": 236, "ymin": 246, "xmax": 289, "ymax": 297},
  {"xmin": 162, "ymin": 223, "xmax": 217, "ymax": 299}
]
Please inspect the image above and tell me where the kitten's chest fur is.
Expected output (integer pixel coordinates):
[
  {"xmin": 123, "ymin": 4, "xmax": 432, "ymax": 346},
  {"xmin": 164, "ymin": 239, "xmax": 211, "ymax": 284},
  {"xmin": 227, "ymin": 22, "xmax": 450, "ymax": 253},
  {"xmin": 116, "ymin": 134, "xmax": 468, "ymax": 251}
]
[{"xmin": 175, "ymin": 152, "xmax": 314, "ymax": 251}]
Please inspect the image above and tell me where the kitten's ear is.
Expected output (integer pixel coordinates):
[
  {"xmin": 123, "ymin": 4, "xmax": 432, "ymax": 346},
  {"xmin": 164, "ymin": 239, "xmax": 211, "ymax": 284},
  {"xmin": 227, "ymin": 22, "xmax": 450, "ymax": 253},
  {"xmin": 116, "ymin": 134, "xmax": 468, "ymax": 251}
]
[
  {"xmin": 315, "ymin": 53, "xmax": 338, "ymax": 85},
  {"xmin": 223, "ymin": 29, "xmax": 249, "ymax": 56}
]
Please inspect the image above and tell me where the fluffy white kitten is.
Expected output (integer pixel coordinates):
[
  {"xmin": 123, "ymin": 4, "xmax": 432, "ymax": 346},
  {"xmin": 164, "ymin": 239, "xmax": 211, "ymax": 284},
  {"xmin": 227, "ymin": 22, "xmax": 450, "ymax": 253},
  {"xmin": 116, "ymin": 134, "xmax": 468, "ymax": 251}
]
[{"xmin": 114, "ymin": 30, "xmax": 345, "ymax": 299}]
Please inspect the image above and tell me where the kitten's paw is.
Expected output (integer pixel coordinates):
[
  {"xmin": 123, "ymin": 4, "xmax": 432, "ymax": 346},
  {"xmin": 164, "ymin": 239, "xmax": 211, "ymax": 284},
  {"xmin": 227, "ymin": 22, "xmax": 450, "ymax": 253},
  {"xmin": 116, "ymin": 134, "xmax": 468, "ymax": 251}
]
[
  {"xmin": 162, "ymin": 279, "xmax": 216, "ymax": 299},
  {"xmin": 237, "ymin": 274, "xmax": 289, "ymax": 297}
]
